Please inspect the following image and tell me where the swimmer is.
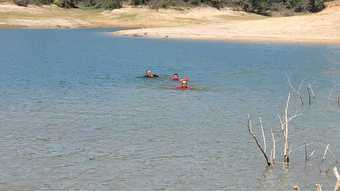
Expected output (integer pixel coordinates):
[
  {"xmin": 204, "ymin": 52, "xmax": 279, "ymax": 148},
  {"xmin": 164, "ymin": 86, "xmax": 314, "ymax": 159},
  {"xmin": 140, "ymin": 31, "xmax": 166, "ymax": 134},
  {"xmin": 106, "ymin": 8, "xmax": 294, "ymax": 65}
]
[
  {"xmin": 170, "ymin": 73, "xmax": 180, "ymax": 81},
  {"xmin": 144, "ymin": 70, "xmax": 159, "ymax": 78},
  {"xmin": 176, "ymin": 79, "xmax": 192, "ymax": 90}
]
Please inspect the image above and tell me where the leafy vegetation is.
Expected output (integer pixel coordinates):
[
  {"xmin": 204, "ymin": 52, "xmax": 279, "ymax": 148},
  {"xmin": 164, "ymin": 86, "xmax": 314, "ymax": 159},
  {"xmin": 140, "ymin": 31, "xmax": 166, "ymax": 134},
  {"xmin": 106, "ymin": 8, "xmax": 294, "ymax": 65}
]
[{"xmin": 12, "ymin": 0, "xmax": 326, "ymax": 14}]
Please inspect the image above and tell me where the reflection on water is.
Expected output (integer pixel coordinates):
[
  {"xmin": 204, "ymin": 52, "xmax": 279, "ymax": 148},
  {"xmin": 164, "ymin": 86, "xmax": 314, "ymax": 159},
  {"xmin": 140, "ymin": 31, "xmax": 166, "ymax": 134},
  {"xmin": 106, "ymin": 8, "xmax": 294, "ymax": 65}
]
[{"xmin": 0, "ymin": 29, "xmax": 339, "ymax": 191}]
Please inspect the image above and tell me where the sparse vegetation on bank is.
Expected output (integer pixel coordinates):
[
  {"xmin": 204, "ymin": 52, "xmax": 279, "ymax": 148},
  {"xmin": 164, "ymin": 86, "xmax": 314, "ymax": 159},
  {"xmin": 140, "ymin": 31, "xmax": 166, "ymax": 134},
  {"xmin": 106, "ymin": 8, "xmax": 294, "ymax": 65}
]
[{"xmin": 11, "ymin": 0, "xmax": 327, "ymax": 15}]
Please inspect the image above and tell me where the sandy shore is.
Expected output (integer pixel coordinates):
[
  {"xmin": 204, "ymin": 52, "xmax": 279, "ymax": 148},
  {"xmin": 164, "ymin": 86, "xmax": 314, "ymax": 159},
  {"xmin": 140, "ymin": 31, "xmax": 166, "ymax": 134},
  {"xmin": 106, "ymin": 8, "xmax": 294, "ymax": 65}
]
[
  {"xmin": 0, "ymin": 2, "xmax": 261, "ymax": 29},
  {"xmin": 113, "ymin": 1, "xmax": 340, "ymax": 44},
  {"xmin": 1, "ymin": 1, "xmax": 340, "ymax": 44}
]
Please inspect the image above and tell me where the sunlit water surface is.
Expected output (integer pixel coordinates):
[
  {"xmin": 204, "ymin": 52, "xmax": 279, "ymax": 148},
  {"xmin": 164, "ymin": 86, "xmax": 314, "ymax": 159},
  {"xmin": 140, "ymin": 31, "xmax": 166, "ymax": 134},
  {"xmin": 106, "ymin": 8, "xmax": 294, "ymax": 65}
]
[{"xmin": 0, "ymin": 29, "xmax": 340, "ymax": 191}]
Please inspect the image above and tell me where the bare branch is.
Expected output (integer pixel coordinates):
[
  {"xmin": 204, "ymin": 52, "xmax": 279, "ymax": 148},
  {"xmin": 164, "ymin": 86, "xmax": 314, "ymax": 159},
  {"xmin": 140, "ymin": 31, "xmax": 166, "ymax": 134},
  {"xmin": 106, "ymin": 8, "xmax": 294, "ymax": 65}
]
[
  {"xmin": 286, "ymin": 74, "xmax": 297, "ymax": 93},
  {"xmin": 309, "ymin": 150, "xmax": 315, "ymax": 160},
  {"xmin": 271, "ymin": 128, "xmax": 276, "ymax": 164},
  {"xmin": 315, "ymin": 184, "xmax": 322, "ymax": 191},
  {"xmin": 278, "ymin": 114, "xmax": 284, "ymax": 132},
  {"xmin": 307, "ymin": 86, "xmax": 312, "ymax": 106},
  {"xmin": 297, "ymin": 80, "xmax": 305, "ymax": 93},
  {"xmin": 305, "ymin": 143, "xmax": 308, "ymax": 162},
  {"xmin": 322, "ymin": 144, "xmax": 330, "ymax": 162},
  {"xmin": 288, "ymin": 113, "xmax": 302, "ymax": 122},
  {"xmin": 283, "ymin": 92, "xmax": 291, "ymax": 163},
  {"xmin": 308, "ymin": 83, "xmax": 316, "ymax": 98},
  {"xmin": 259, "ymin": 117, "xmax": 267, "ymax": 154},
  {"xmin": 334, "ymin": 167, "xmax": 340, "ymax": 191},
  {"xmin": 247, "ymin": 115, "xmax": 271, "ymax": 166}
]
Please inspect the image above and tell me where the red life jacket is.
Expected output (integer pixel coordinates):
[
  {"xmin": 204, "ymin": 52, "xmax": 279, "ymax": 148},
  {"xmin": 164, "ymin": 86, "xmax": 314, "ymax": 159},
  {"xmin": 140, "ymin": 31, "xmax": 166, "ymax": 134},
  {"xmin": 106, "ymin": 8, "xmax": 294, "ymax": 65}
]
[{"xmin": 176, "ymin": 86, "xmax": 192, "ymax": 90}]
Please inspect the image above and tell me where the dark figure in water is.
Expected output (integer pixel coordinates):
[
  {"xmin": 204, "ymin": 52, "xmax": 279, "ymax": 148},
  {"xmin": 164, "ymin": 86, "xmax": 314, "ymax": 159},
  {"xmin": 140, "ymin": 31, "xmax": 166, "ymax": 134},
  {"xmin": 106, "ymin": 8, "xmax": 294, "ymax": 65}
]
[{"xmin": 144, "ymin": 70, "xmax": 159, "ymax": 78}]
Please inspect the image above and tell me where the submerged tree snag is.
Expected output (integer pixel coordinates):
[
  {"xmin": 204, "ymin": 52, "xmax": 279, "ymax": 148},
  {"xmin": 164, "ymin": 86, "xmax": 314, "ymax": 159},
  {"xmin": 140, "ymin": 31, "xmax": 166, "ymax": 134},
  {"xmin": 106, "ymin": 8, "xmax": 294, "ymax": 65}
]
[
  {"xmin": 248, "ymin": 92, "xmax": 302, "ymax": 166},
  {"xmin": 270, "ymin": 128, "xmax": 276, "ymax": 164},
  {"xmin": 283, "ymin": 92, "xmax": 291, "ymax": 163},
  {"xmin": 247, "ymin": 115, "xmax": 271, "ymax": 166},
  {"xmin": 293, "ymin": 185, "xmax": 301, "ymax": 191},
  {"xmin": 278, "ymin": 92, "xmax": 302, "ymax": 163},
  {"xmin": 334, "ymin": 167, "xmax": 340, "ymax": 191},
  {"xmin": 315, "ymin": 184, "xmax": 323, "ymax": 191}
]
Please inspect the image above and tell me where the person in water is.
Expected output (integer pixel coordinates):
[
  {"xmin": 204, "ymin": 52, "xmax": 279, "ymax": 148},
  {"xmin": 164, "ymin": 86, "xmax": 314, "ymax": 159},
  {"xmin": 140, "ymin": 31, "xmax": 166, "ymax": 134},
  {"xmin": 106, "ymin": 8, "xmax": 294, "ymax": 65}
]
[
  {"xmin": 170, "ymin": 73, "xmax": 180, "ymax": 81},
  {"xmin": 180, "ymin": 79, "xmax": 189, "ymax": 88},
  {"xmin": 144, "ymin": 70, "xmax": 159, "ymax": 78},
  {"xmin": 176, "ymin": 79, "xmax": 191, "ymax": 90}
]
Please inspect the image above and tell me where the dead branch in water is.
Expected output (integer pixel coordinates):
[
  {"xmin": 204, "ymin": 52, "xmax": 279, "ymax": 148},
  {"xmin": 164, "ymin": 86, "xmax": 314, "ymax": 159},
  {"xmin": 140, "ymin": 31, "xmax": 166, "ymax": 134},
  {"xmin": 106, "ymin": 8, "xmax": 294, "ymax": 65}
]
[
  {"xmin": 270, "ymin": 128, "xmax": 276, "ymax": 164},
  {"xmin": 305, "ymin": 143, "xmax": 308, "ymax": 162},
  {"xmin": 308, "ymin": 84, "xmax": 316, "ymax": 98},
  {"xmin": 334, "ymin": 167, "xmax": 340, "ymax": 191},
  {"xmin": 259, "ymin": 117, "xmax": 267, "ymax": 154},
  {"xmin": 247, "ymin": 115, "xmax": 271, "ymax": 166},
  {"xmin": 307, "ymin": 86, "xmax": 312, "ymax": 106},
  {"xmin": 293, "ymin": 185, "xmax": 301, "ymax": 191},
  {"xmin": 286, "ymin": 75, "xmax": 305, "ymax": 105},
  {"xmin": 283, "ymin": 92, "xmax": 291, "ymax": 163},
  {"xmin": 315, "ymin": 184, "xmax": 323, "ymax": 191},
  {"xmin": 322, "ymin": 144, "xmax": 330, "ymax": 162},
  {"xmin": 327, "ymin": 85, "xmax": 340, "ymax": 108},
  {"xmin": 278, "ymin": 92, "xmax": 303, "ymax": 163}
]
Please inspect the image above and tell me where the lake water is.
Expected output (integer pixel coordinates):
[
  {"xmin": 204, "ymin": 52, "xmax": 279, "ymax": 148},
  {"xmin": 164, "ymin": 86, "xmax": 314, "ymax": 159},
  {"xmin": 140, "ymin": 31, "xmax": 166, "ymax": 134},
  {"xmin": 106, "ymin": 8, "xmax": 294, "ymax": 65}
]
[{"xmin": 0, "ymin": 29, "xmax": 339, "ymax": 191}]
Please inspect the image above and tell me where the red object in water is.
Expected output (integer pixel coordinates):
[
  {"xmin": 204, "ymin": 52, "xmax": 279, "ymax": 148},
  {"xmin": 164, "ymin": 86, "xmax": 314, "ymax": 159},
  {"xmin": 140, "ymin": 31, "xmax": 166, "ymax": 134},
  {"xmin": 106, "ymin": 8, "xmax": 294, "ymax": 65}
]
[
  {"xmin": 170, "ymin": 75, "xmax": 179, "ymax": 81},
  {"xmin": 176, "ymin": 86, "xmax": 192, "ymax": 90}
]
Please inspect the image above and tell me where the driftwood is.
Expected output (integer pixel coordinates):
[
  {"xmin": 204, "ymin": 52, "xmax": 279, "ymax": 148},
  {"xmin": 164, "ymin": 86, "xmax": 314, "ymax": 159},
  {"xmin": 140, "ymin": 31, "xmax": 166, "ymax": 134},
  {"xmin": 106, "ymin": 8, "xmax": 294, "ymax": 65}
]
[{"xmin": 247, "ymin": 115, "xmax": 271, "ymax": 166}]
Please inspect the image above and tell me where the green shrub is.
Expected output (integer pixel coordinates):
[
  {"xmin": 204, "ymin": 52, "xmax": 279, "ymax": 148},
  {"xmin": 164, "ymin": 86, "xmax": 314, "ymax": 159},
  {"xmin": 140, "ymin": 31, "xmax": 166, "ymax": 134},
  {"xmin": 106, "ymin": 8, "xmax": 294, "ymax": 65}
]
[
  {"xmin": 13, "ymin": 0, "xmax": 29, "ymax": 6},
  {"xmin": 286, "ymin": 0, "xmax": 324, "ymax": 12},
  {"xmin": 95, "ymin": 0, "xmax": 122, "ymax": 9},
  {"xmin": 242, "ymin": 0, "xmax": 271, "ymax": 15},
  {"xmin": 131, "ymin": 0, "xmax": 146, "ymax": 5},
  {"xmin": 308, "ymin": 0, "xmax": 325, "ymax": 12},
  {"xmin": 54, "ymin": 0, "xmax": 77, "ymax": 8}
]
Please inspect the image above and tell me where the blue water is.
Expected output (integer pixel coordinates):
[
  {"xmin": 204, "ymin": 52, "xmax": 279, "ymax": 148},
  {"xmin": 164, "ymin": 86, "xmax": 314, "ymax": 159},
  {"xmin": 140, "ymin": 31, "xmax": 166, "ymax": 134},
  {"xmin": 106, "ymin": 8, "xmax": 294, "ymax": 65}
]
[{"xmin": 0, "ymin": 29, "xmax": 340, "ymax": 191}]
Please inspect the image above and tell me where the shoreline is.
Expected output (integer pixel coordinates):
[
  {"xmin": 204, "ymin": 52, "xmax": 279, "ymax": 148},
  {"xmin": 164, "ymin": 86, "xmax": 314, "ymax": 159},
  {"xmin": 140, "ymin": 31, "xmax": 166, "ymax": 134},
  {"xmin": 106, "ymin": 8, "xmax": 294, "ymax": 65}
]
[
  {"xmin": 113, "ymin": 33, "xmax": 340, "ymax": 46},
  {"xmin": 112, "ymin": 1, "xmax": 340, "ymax": 45},
  {"xmin": 113, "ymin": 27, "xmax": 340, "ymax": 45},
  {"xmin": 1, "ymin": 2, "xmax": 340, "ymax": 45}
]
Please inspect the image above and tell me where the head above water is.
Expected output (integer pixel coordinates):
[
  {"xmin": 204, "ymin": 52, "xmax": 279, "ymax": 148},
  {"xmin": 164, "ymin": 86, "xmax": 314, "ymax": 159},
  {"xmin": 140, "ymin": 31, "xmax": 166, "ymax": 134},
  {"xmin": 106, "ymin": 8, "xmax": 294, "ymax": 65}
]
[
  {"xmin": 145, "ymin": 70, "xmax": 154, "ymax": 77},
  {"xmin": 180, "ymin": 80, "xmax": 188, "ymax": 87}
]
